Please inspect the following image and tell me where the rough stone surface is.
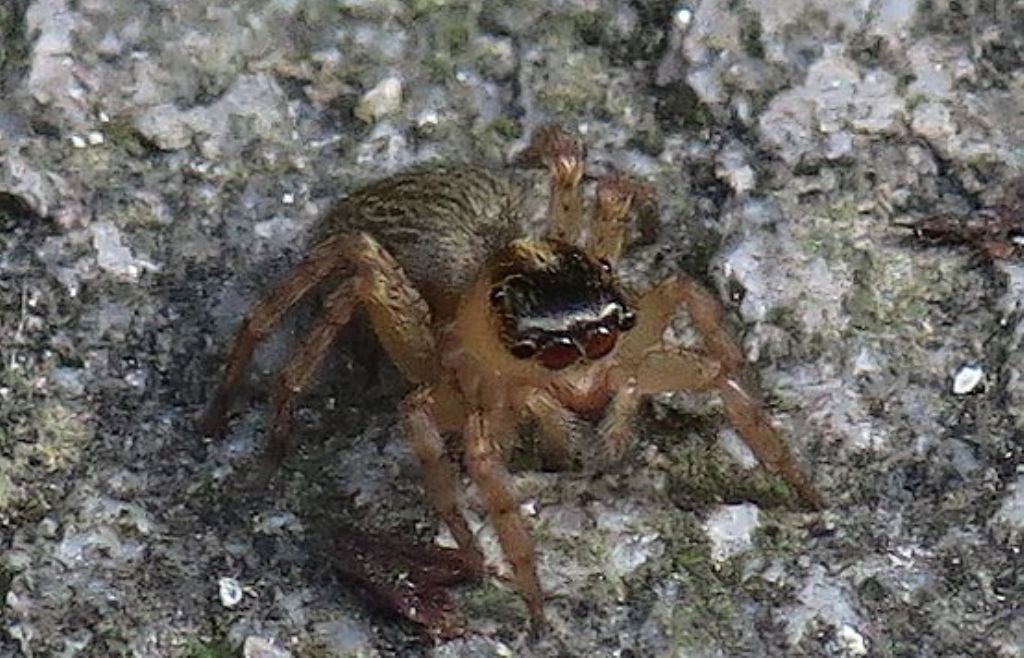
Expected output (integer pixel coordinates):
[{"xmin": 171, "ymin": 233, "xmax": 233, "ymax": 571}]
[{"xmin": 1, "ymin": 1, "xmax": 1023, "ymax": 656}]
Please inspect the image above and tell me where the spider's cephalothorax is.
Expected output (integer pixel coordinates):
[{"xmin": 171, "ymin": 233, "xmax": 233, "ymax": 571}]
[
  {"xmin": 201, "ymin": 124, "xmax": 824, "ymax": 634},
  {"xmin": 488, "ymin": 239, "xmax": 637, "ymax": 370}
]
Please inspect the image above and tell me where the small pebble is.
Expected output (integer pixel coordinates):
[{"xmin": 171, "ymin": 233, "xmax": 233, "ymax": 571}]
[
  {"xmin": 86, "ymin": 131, "xmax": 105, "ymax": 146},
  {"xmin": 673, "ymin": 6, "xmax": 693, "ymax": 30},
  {"xmin": 836, "ymin": 624, "xmax": 868, "ymax": 656},
  {"xmin": 218, "ymin": 576, "xmax": 243, "ymax": 608},
  {"xmin": 704, "ymin": 503, "xmax": 761, "ymax": 564},
  {"xmin": 416, "ymin": 109, "xmax": 440, "ymax": 129},
  {"xmin": 952, "ymin": 364, "xmax": 984, "ymax": 395},
  {"xmin": 355, "ymin": 75, "xmax": 402, "ymax": 123},
  {"xmin": 70, "ymin": 135, "xmax": 87, "ymax": 148},
  {"xmin": 243, "ymin": 637, "xmax": 292, "ymax": 658}
]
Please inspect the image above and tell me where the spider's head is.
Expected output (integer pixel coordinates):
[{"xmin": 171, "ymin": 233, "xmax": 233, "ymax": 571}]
[{"xmin": 488, "ymin": 239, "xmax": 636, "ymax": 371}]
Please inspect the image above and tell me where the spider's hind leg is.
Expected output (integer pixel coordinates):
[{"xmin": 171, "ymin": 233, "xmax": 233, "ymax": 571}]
[
  {"xmin": 200, "ymin": 236, "xmax": 359, "ymax": 437},
  {"xmin": 260, "ymin": 232, "xmax": 441, "ymax": 468}
]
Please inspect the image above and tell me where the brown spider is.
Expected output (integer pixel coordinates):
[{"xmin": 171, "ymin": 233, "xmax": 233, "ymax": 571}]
[{"xmin": 200, "ymin": 125, "xmax": 824, "ymax": 628}]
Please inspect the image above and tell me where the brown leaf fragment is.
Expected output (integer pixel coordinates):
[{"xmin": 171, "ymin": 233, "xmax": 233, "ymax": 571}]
[
  {"xmin": 333, "ymin": 530, "xmax": 478, "ymax": 641},
  {"xmin": 899, "ymin": 177, "xmax": 1024, "ymax": 260}
]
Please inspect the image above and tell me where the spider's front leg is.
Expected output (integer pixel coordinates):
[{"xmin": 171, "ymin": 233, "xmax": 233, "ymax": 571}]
[
  {"xmin": 464, "ymin": 408, "xmax": 545, "ymax": 627},
  {"xmin": 588, "ymin": 173, "xmax": 656, "ymax": 264},
  {"xmin": 518, "ymin": 125, "xmax": 586, "ymax": 243},
  {"xmin": 524, "ymin": 388, "xmax": 583, "ymax": 470},
  {"xmin": 616, "ymin": 275, "xmax": 825, "ymax": 510},
  {"xmin": 402, "ymin": 385, "xmax": 482, "ymax": 571}
]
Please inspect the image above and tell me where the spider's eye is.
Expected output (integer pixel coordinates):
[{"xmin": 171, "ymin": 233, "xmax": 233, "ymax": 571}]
[
  {"xmin": 619, "ymin": 309, "xmax": 637, "ymax": 331},
  {"xmin": 597, "ymin": 258, "xmax": 612, "ymax": 273},
  {"xmin": 538, "ymin": 337, "xmax": 580, "ymax": 370},
  {"xmin": 510, "ymin": 340, "xmax": 537, "ymax": 359},
  {"xmin": 489, "ymin": 287, "xmax": 506, "ymax": 306},
  {"xmin": 582, "ymin": 324, "xmax": 619, "ymax": 360}
]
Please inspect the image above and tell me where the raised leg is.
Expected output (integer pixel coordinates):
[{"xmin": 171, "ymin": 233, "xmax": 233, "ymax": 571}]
[
  {"xmin": 403, "ymin": 386, "xmax": 482, "ymax": 570},
  {"xmin": 517, "ymin": 125, "xmax": 586, "ymax": 244},
  {"xmin": 587, "ymin": 173, "xmax": 656, "ymax": 264},
  {"xmin": 464, "ymin": 409, "xmax": 544, "ymax": 627},
  {"xmin": 619, "ymin": 274, "xmax": 825, "ymax": 510},
  {"xmin": 199, "ymin": 236, "xmax": 356, "ymax": 436}
]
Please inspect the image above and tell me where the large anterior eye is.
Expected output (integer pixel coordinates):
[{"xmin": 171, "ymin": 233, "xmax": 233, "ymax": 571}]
[
  {"xmin": 510, "ymin": 340, "xmax": 537, "ymax": 359},
  {"xmin": 538, "ymin": 337, "xmax": 580, "ymax": 370},
  {"xmin": 582, "ymin": 324, "xmax": 619, "ymax": 360}
]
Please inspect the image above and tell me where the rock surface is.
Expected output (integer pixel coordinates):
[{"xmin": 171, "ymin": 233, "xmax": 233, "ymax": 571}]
[{"xmin": 1, "ymin": 1, "xmax": 1022, "ymax": 656}]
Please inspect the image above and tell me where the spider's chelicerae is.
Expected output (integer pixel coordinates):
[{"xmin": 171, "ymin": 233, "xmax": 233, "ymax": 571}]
[{"xmin": 201, "ymin": 126, "xmax": 824, "ymax": 627}]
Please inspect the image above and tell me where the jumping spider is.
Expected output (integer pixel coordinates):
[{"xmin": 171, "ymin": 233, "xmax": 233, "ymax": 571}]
[{"xmin": 200, "ymin": 126, "xmax": 824, "ymax": 627}]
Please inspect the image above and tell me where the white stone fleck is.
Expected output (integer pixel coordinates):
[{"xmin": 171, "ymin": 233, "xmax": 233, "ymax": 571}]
[
  {"xmin": 715, "ymin": 142, "xmax": 756, "ymax": 194},
  {"xmin": 243, "ymin": 637, "xmax": 291, "ymax": 658},
  {"xmin": 416, "ymin": 109, "xmax": 440, "ymax": 128},
  {"xmin": 609, "ymin": 532, "xmax": 664, "ymax": 576},
  {"xmin": 719, "ymin": 428, "xmax": 759, "ymax": 469},
  {"xmin": 673, "ymin": 6, "xmax": 694, "ymax": 30},
  {"xmin": 281, "ymin": 192, "xmax": 294, "ymax": 205},
  {"xmin": 91, "ymin": 221, "xmax": 161, "ymax": 280},
  {"xmin": 952, "ymin": 364, "xmax": 984, "ymax": 395},
  {"xmin": 253, "ymin": 216, "xmax": 297, "ymax": 241},
  {"xmin": 355, "ymin": 75, "xmax": 402, "ymax": 123},
  {"xmin": 86, "ymin": 131, "xmax": 104, "ymax": 146},
  {"xmin": 218, "ymin": 576, "xmax": 243, "ymax": 608},
  {"xmin": 69, "ymin": 134, "xmax": 87, "ymax": 149},
  {"xmin": 837, "ymin": 624, "xmax": 869, "ymax": 656},
  {"xmin": 991, "ymin": 476, "xmax": 1024, "ymax": 544},
  {"xmin": 703, "ymin": 503, "xmax": 761, "ymax": 564},
  {"xmin": 784, "ymin": 565, "xmax": 862, "ymax": 647}
]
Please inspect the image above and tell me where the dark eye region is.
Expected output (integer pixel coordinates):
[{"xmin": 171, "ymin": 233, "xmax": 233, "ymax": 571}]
[{"xmin": 510, "ymin": 312, "xmax": 632, "ymax": 370}]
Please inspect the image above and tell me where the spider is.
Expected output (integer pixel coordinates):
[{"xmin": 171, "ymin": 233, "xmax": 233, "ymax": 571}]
[{"xmin": 200, "ymin": 125, "xmax": 824, "ymax": 628}]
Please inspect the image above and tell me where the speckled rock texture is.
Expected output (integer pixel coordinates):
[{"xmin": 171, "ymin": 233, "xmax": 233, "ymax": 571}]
[{"xmin": 1, "ymin": 1, "xmax": 1022, "ymax": 656}]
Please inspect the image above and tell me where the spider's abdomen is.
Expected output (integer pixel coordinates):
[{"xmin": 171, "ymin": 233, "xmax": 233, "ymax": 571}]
[{"xmin": 313, "ymin": 165, "xmax": 528, "ymax": 316}]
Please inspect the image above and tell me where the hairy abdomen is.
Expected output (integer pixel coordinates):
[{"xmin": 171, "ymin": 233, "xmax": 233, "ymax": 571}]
[{"xmin": 313, "ymin": 165, "xmax": 527, "ymax": 317}]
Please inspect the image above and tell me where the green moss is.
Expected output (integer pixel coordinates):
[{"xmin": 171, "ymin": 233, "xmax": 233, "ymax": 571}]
[
  {"xmin": 460, "ymin": 579, "xmax": 527, "ymax": 625},
  {"xmin": 738, "ymin": 7, "xmax": 766, "ymax": 59},
  {"xmin": 572, "ymin": 10, "xmax": 610, "ymax": 46},
  {"xmin": 535, "ymin": 48, "xmax": 609, "ymax": 116},
  {"xmin": 185, "ymin": 638, "xmax": 238, "ymax": 658},
  {"xmin": 0, "ymin": 1, "xmax": 29, "ymax": 76},
  {"xmin": 845, "ymin": 249, "xmax": 880, "ymax": 329},
  {"xmin": 663, "ymin": 428, "xmax": 801, "ymax": 509},
  {"xmin": 28, "ymin": 402, "xmax": 92, "ymax": 472},
  {"xmin": 419, "ymin": 2, "xmax": 478, "ymax": 83},
  {"xmin": 801, "ymin": 201, "xmax": 859, "ymax": 261},
  {"xmin": 655, "ymin": 83, "xmax": 714, "ymax": 131},
  {"xmin": 470, "ymin": 117, "xmax": 523, "ymax": 163},
  {"xmin": 653, "ymin": 514, "xmax": 748, "ymax": 651}
]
